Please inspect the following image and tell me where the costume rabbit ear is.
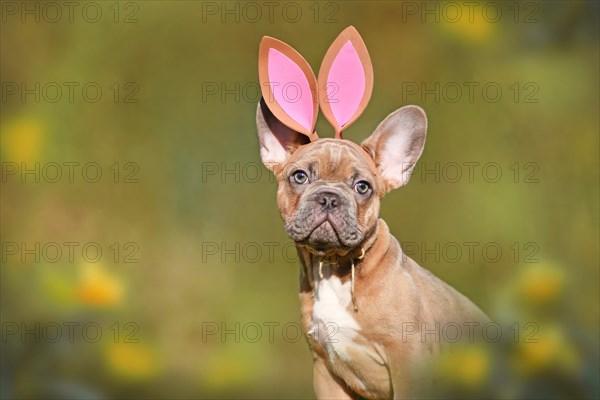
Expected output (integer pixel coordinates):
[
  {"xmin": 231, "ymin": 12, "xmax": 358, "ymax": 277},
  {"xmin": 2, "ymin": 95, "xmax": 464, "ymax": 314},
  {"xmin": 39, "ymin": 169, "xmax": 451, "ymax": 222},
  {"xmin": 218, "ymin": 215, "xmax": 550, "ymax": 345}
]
[
  {"xmin": 259, "ymin": 36, "xmax": 319, "ymax": 141},
  {"xmin": 318, "ymin": 26, "xmax": 374, "ymax": 139}
]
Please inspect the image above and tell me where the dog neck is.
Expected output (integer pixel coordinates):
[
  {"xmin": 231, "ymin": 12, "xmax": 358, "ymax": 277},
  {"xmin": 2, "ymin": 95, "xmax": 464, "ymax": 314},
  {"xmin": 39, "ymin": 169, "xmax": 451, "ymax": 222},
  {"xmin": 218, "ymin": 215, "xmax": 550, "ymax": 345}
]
[{"xmin": 296, "ymin": 219, "xmax": 391, "ymax": 310}]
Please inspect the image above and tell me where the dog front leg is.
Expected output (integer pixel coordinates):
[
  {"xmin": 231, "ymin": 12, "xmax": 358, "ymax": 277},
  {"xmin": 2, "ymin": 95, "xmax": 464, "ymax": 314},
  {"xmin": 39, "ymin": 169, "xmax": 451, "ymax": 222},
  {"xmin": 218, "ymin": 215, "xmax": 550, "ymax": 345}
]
[{"xmin": 313, "ymin": 357, "xmax": 356, "ymax": 400}]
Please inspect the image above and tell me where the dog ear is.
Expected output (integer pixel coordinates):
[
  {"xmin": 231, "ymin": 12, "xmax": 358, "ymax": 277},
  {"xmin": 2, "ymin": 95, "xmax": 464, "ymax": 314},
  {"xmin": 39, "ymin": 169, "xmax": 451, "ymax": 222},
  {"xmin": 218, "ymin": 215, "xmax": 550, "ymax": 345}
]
[
  {"xmin": 361, "ymin": 106, "xmax": 427, "ymax": 192},
  {"xmin": 318, "ymin": 26, "xmax": 373, "ymax": 138},
  {"xmin": 257, "ymin": 98, "xmax": 311, "ymax": 173}
]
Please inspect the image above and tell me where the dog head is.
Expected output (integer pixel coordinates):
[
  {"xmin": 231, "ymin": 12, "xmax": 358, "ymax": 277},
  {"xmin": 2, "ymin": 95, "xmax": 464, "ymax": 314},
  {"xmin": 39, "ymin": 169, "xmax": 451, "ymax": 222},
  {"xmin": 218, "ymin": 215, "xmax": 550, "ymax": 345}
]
[{"xmin": 256, "ymin": 27, "xmax": 427, "ymax": 256}]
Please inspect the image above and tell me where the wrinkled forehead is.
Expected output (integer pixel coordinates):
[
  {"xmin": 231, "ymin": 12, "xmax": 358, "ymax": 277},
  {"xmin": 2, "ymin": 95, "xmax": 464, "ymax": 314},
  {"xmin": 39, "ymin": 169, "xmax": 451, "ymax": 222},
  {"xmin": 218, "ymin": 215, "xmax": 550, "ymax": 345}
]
[{"xmin": 286, "ymin": 139, "xmax": 374, "ymax": 179}]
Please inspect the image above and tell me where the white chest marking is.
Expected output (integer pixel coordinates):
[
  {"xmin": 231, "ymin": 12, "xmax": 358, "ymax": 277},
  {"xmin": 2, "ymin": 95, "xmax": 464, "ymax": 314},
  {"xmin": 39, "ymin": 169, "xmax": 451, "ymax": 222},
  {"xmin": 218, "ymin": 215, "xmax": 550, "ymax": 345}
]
[{"xmin": 311, "ymin": 275, "xmax": 361, "ymax": 361}]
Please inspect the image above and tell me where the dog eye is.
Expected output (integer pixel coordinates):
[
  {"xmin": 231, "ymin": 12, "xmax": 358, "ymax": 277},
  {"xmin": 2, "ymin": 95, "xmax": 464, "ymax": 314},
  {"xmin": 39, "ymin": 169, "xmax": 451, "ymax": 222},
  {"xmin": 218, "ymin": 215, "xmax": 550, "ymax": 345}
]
[
  {"xmin": 292, "ymin": 170, "xmax": 309, "ymax": 184},
  {"xmin": 354, "ymin": 181, "xmax": 370, "ymax": 194}
]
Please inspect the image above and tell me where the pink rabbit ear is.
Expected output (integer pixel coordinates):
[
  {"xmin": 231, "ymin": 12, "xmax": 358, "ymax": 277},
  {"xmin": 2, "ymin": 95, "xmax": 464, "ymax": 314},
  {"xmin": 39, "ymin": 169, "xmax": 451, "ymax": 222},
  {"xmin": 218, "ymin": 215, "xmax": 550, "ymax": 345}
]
[
  {"xmin": 318, "ymin": 26, "xmax": 374, "ymax": 139},
  {"xmin": 259, "ymin": 36, "xmax": 319, "ymax": 141}
]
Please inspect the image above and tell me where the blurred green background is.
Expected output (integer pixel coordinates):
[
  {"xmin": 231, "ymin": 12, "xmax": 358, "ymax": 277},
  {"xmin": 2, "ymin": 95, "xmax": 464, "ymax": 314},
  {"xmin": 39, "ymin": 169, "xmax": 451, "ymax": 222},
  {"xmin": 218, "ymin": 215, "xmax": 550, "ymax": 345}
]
[{"xmin": 1, "ymin": 1, "xmax": 598, "ymax": 399}]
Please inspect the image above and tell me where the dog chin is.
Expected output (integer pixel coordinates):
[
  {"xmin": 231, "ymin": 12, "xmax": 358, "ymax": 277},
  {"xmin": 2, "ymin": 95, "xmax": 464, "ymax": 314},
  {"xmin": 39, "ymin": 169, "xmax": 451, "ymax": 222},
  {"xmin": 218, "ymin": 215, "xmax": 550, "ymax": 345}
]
[{"xmin": 295, "ymin": 221, "xmax": 363, "ymax": 256}]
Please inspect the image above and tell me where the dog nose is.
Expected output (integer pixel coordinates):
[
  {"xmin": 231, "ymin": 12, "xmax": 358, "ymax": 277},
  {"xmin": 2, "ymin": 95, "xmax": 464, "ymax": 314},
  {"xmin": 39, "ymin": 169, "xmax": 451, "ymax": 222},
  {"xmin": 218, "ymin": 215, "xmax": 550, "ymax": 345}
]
[{"xmin": 317, "ymin": 191, "xmax": 340, "ymax": 211}]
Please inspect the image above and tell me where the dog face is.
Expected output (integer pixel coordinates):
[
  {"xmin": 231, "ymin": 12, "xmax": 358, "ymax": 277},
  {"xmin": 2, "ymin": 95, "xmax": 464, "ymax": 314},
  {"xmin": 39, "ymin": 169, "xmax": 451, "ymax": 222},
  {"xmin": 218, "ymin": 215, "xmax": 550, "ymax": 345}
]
[
  {"xmin": 278, "ymin": 138, "xmax": 379, "ymax": 254},
  {"xmin": 257, "ymin": 99, "xmax": 428, "ymax": 256}
]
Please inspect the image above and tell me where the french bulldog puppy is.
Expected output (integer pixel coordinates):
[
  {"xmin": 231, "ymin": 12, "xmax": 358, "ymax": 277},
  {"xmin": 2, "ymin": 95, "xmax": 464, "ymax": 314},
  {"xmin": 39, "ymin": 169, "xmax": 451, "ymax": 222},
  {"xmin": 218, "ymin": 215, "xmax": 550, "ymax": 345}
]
[{"xmin": 256, "ymin": 27, "xmax": 488, "ymax": 399}]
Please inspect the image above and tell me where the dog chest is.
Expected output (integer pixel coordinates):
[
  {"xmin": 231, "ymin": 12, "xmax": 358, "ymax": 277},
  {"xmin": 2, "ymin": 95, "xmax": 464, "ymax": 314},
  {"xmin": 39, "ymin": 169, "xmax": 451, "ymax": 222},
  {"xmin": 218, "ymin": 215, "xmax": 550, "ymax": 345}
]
[
  {"xmin": 308, "ymin": 275, "xmax": 388, "ymax": 367},
  {"xmin": 307, "ymin": 274, "xmax": 391, "ymax": 397},
  {"xmin": 309, "ymin": 275, "xmax": 361, "ymax": 361}
]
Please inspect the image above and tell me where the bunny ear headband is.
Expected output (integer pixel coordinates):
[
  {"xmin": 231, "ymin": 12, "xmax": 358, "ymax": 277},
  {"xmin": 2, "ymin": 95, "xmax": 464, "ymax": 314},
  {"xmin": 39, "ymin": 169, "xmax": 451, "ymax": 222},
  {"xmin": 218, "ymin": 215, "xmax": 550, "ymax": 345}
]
[{"xmin": 258, "ymin": 26, "xmax": 377, "ymax": 172}]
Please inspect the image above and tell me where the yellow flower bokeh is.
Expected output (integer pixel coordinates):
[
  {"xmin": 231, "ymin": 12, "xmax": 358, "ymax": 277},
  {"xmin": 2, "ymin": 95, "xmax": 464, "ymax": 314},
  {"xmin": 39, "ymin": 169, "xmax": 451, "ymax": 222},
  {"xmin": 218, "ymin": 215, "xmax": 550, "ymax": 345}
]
[
  {"xmin": 1, "ymin": 119, "xmax": 44, "ymax": 162},
  {"xmin": 511, "ymin": 325, "xmax": 580, "ymax": 375},
  {"xmin": 106, "ymin": 342, "xmax": 161, "ymax": 380},
  {"xmin": 76, "ymin": 263, "xmax": 124, "ymax": 307},
  {"xmin": 440, "ymin": 4, "xmax": 495, "ymax": 42},
  {"xmin": 517, "ymin": 264, "xmax": 565, "ymax": 306},
  {"xmin": 200, "ymin": 346, "xmax": 262, "ymax": 391},
  {"xmin": 437, "ymin": 345, "xmax": 491, "ymax": 387}
]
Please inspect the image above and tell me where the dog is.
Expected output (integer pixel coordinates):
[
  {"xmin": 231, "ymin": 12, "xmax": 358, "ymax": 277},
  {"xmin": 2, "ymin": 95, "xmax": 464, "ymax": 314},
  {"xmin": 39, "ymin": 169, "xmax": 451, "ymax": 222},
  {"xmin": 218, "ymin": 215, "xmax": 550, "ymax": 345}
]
[{"xmin": 256, "ymin": 27, "xmax": 489, "ymax": 399}]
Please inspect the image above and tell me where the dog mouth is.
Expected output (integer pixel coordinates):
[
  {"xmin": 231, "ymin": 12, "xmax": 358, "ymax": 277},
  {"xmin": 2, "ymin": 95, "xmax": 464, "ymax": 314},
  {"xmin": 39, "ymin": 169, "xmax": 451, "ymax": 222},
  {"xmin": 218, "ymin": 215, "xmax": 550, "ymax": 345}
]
[
  {"xmin": 288, "ymin": 216, "xmax": 362, "ymax": 253},
  {"xmin": 306, "ymin": 219, "xmax": 342, "ymax": 250}
]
